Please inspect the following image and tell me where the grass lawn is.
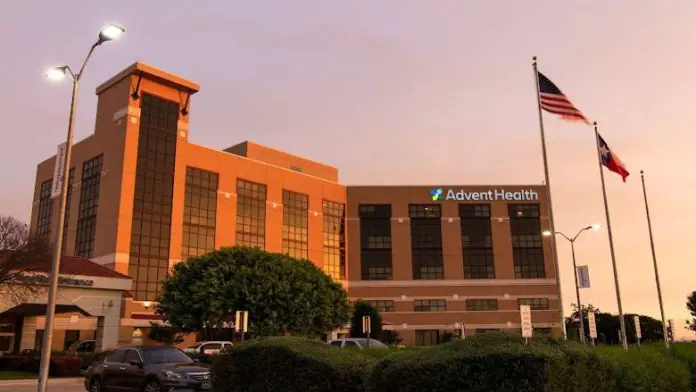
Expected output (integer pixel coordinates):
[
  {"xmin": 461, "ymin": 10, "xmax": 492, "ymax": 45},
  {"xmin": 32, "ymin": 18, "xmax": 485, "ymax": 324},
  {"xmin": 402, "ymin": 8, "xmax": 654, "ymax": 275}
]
[{"xmin": 0, "ymin": 371, "xmax": 39, "ymax": 380}]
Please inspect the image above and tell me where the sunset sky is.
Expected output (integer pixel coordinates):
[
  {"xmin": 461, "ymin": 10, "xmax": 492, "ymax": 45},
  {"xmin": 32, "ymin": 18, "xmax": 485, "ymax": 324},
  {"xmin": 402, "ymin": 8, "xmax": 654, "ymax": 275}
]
[{"xmin": 2, "ymin": 1, "xmax": 695, "ymax": 337}]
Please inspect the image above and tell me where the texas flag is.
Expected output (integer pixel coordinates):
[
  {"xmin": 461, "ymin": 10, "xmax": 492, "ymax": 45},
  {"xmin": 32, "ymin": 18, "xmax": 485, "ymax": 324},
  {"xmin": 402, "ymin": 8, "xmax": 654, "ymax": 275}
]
[{"xmin": 597, "ymin": 133, "xmax": 630, "ymax": 182}]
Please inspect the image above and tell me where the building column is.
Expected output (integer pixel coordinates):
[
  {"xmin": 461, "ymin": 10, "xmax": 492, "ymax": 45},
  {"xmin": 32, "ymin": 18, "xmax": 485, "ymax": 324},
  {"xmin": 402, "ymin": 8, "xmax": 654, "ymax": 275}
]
[{"xmin": 95, "ymin": 315, "xmax": 119, "ymax": 352}]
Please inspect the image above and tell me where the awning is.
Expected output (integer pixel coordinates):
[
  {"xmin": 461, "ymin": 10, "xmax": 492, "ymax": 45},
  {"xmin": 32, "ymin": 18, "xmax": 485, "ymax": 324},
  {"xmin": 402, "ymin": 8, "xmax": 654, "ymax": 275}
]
[{"xmin": 1, "ymin": 303, "xmax": 92, "ymax": 317}]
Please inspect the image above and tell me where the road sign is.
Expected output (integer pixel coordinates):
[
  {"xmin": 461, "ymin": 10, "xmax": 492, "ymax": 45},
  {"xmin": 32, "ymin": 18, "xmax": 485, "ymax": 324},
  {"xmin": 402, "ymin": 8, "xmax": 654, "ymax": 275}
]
[
  {"xmin": 634, "ymin": 315, "xmax": 642, "ymax": 339},
  {"xmin": 587, "ymin": 311, "xmax": 598, "ymax": 339},
  {"xmin": 362, "ymin": 315, "xmax": 371, "ymax": 334},
  {"xmin": 576, "ymin": 265, "xmax": 591, "ymax": 289},
  {"xmin": 235, "ymin": 310, "xmax": 248, "ymax": 333},
  {"xmin": 520, "ymin": 305, "xmax": 532, "ymax": 338}
]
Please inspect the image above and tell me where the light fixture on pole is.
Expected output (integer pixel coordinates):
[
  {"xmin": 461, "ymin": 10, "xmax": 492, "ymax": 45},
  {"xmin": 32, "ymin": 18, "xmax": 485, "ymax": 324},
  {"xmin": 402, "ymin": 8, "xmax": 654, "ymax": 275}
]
[
  {"xmin": 543, "ymin": 224, "xmax": 601, "ymax": 344},
  {"xmin": 38, "ymin": 23, "xmax": 124, "ymax": 392}
]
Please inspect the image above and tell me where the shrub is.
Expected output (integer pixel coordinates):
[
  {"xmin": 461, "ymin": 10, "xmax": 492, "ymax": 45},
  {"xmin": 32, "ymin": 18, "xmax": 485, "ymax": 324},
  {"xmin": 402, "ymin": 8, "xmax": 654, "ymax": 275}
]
[
  {"xmin": 673, "ymin": 342, "xmax": 696, "ymax": 391},
  {"xmin": 367, "ymin": 332, "xmax": 615, "ymax": 392},
  {"xmin": 49, "ymin": 356, "xmax": 82, "ymax": 377},
  {"xmin": 597, "ymin": 345, "xmax": 690, "ymax": 392},
  {"xmin": 211, "ymin": 337, "xmax": 374, "ymax": 392}
]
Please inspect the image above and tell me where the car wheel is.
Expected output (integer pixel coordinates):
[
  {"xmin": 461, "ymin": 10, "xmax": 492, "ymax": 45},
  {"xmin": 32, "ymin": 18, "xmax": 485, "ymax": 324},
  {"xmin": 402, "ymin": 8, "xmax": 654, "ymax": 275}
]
[
  {"xmin": 143, "ymin": 379, "xmax": 162, "ymax": 392},
  {"xmin": 89, "ymin": 378, "xmax": 102, "ymax": 392}
]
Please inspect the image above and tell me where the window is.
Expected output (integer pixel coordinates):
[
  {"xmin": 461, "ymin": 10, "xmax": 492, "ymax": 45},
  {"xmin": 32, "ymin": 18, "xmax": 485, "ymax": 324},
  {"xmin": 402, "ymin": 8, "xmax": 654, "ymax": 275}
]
[
  {"xmin": 75, "ymin": 155, "xmax": 103, "ymax": 258},
  {"xmin": 282, "ymin": 190, "xmax": 308, "ymax": 259},
  {"xmin": 34, "ymin": 330, "xmax": 44, "ymax": 351},
  {"xmin": 518, "ymin": 298, "xmax": 550, "ymax": 310},
  {"xmin": 415, "ymin": 330, "xmax": 440, "ymax": 347},
  {"xmin": 236, "ymin": 179, "xmax": 266, "ymax": 249},
  {"xmin": 359, "ymin": 205, "xmax": 393, "ymax": 280},
  {"xmin": 414, "ymin": 299, "xmax": 446, "ymax": 312},
  {"xmin": 36, "ymin": 179, "xmax": 53, "ymax": 238},
  {"xmin": 410, "ymin": 205, "xmax": 443, "ymax": 280},
  {"xmin": 129, "ymin": 93, "xmax": 178, "ymax": 301},
  {"xmin": 181, "ymin": 167, "xmax": 218, "ymax": 259},
  {"xmin": 323, "ymin": 200, "xmax": 346, "ymax": 281},
  {"xmin": 466, "ymin": 299, "xmax": 498, "ymax": 311},
  {"xmin": 63, "ymin": 330, "xmax": 80, "ymax": 351},
  {"xmin": 344, "ymin": 341, "xmax": 359, "ymax": 348},
  {"xmin": 460, "ymin": 204, "xmax": 495, "ymax": 279},
  {"xmin": 61, "ymin": 168, "xmax": 75, "ymax": 253},
  {"xmin": 124, "ymin": 349, "xmax": 141, "ymax": 363},
  {"xmin": 330, "ymin": 341, "xmax": 342, "ymax": 347},
  {"xmin": 106, "ymin": 350, "xmax": 126, "ymax": 363},
  {"xmin": 365, "ymin": 300, "xmax": 394, "ymax": 313},
  {"xmin": 509, "ymin": 204, "xmax": 546, "ymax": 278}
]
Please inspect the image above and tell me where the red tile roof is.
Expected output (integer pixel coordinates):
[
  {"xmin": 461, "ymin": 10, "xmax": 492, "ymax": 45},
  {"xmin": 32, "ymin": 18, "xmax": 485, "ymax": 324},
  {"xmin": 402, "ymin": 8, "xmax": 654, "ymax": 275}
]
[{"xmin": 27, "ymin": 255, "xmax": 131, "ymax": 279}]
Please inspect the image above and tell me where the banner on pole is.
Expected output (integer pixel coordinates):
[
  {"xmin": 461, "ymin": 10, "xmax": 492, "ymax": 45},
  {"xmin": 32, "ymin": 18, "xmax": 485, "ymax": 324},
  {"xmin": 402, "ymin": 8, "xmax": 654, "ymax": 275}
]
[
  {"xmin": 520, "ymin": 305, "xmax": 533, "ymax": 338},
  {"xmin": 51, "ymin": 142, "xmax": 67, "ymax": 198},
  {"xmin": 576, "ymin": 265, "xmax": 591, "ymax": 289},
  {"xmin": 235, "ymin": 310, "xmax": 248, "ymax": 333},
  {"xmin": 634, "ymin": 315, "xmax": 642, "ymax": 339},
  {"xmin": 362, "ymin": 316, "xmax": 371, "ymax": 334},
  {"xmin": 587, "ymin": 311, "xmax": 598, "ymax": 339}
]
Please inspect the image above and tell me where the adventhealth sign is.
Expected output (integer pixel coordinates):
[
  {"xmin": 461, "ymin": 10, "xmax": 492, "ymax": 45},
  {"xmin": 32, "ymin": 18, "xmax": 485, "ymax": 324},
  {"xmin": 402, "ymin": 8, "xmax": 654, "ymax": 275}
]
[{"xmin": 430, "ymin": 188, "xmax": 539, "ymax": 202}]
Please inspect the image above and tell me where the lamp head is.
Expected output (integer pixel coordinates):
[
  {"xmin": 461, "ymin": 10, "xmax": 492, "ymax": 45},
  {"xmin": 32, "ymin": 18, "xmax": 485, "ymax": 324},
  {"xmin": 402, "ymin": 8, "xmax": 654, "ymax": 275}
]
[
  {"xmin": 143, "ymin": 301, "xmax": 151, "ymax": 309},
  {"xmin": 542, "ymin": 230, "xmax": 553, "ymax": 237},
  {"xmin": 589, "ymin": 224, "xmax": 602, "ymax": 231},
  {"xmin": 98, "ymin": 24, "xmax": 125, "ymax": 43},
  {"xmin": 45, "ymin": 66, "xmax": 69, "ymax": 81}
]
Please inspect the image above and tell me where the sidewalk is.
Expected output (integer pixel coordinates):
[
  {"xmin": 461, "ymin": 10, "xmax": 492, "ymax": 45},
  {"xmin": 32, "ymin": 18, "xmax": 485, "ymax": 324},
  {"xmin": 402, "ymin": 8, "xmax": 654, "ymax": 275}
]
[{"xmin": 0, "ymin": 377, "xmax": 84, "ymax": 391}]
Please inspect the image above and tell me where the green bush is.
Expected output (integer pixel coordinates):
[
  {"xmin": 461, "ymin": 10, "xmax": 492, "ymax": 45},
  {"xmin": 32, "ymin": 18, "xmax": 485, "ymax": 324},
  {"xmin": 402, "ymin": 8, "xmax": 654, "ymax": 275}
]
[
  {"xmin": 597, "ymin": 345, "xmax": 690, "ymax": 392},
  {"xmin": 673, "ymin": 343, "xmax": 696, "ymax": 391},
  {"xmin": 367, "ymin": 332, "xmax": 615, "ymax": 392},
  {"xmin": 211, "ymin": 337, "xmax": 374, "ymax": 392}
]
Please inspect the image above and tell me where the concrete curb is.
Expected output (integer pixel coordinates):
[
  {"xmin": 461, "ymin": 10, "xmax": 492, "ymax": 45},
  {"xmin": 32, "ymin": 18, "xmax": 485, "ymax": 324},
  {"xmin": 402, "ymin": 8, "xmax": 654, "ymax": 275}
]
[{"xmin": 0, "ymin": 377, "xmax": 83, "ymax": 386}]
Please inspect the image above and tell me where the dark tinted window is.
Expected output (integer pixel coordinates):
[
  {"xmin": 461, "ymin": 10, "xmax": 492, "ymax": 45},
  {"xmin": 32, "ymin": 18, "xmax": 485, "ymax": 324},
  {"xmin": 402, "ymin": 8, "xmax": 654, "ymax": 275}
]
[
  {"xmin": 181, "ymin": 167, "xmax": 218, "ymax": 259},
  {"xmin": 509, "ymin": 204, "xmax": 546, "ymax": 278},
  {"xmin": 141, "ymin": 348, "xmax": 193, "ymax": 364},
  {"xmin": 359, "ymin": 204, "xmax": 393, "ymax": 280},
  {"xmin": 236, "ymin": 179, "xmax": 267, "ymax": 249},
  {"xmin": 282, "ymin": 190, "xmax": 308, "ymax": 259},
  {"xmin": 410, "ymin": 205, "xmax": 443, "ymax": 280},
  {"xmin": 323, "ymin": 200, "xmax": 346, "ymax": 281},
  {"xmin": 75, "ymin": 155, "xmax": 103, "ymax": 258},
  {"xmin": 106, "ymin": 350, "xmax": 126, "ymax": 363},
  {"xmin": 330, "ymin": 341, "xmax": 342, "ymax": 347},
  {"xmin": 460, "ymin": 204, "xmax": 495, "ymax": 279},
  {"xmin": 124, "ymin": 349, "xmax": 141, "ymax": 363},
  {"xmin": 344, "ymin": 341, "xmax": 359, "ymax": 348},
  {"xmin": 36, "ymin": 179, "xmax": 53, "ymax": 238}
]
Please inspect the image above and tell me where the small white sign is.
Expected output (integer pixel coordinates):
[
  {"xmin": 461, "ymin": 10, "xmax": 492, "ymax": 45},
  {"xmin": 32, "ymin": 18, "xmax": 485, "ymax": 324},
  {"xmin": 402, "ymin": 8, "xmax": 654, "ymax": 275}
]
[
  {"xmin": 576, "ymin": 266, "xmax": 591, "ymax": 289},
  {"xmin": 362, "ymin": 315, "xmax": 371, "ymax": 334},
  {"xmin": 634, "ymin": 315, "xmax": 642, "ymax": 339},
  {"xmin": 235, "ymin": 310, "xmax": 248, "ymax": 333},
  {"xmin": 587, "ymin": 312, "xmax": 598, "ymax": 339},
  {"xmin": 51, "ymin": 142, "xmax": 68, "ymax": 199},
  {"xmin": 69, "ymin": 315, "xmax": 78, "ymax": 324},
  {"xmin": 520, "ymin": 305, "xmax": 532, "ymax": 338}
]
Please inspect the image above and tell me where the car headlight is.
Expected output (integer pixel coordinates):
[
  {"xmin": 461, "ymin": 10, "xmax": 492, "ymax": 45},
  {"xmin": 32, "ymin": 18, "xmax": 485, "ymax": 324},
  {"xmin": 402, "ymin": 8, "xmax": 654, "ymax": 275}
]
[{"xmin": 164, "ymin": 370, "xmax": 184, "ymax": 379}]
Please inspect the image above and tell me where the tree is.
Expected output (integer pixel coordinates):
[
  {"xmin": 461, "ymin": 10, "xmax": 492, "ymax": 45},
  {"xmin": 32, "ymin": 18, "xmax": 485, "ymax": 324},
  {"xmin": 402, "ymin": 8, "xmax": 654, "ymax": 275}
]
[
  {"xmin": 350, "ymin": 301, "xmax": 382, "ymax": 339},
  {"xmin": 156, "ymin": 247, "xmax": 351, "ymax": 337},
  {"xmin": 378, "ymin": 330, "xmax": 402, "ymax": 347},
  {"xmin": 686, "ymin": 292, "xmax": 696, "ymax": 332},
  {"xmin": 565, "ymin": 302, "xmax": 664, "ymax": 345},
  {"xmin": 147, "ymin": 323, "xmax": 187, "ymax": 346},
  {"xmin": 0, "ymin": 215, "xmax": 50, "ymax": 306}
]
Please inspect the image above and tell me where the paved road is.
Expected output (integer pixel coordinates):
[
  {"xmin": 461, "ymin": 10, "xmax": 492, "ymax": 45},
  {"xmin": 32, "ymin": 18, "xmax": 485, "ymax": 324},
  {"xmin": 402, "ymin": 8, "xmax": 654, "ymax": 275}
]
[{"xmin": 0, "ymin": 378, "xmax": 84, "ymax": 392}]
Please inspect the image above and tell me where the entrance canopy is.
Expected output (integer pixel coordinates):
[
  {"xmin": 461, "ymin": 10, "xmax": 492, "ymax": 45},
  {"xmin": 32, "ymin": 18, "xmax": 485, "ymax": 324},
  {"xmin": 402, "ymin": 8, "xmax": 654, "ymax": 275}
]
[{"xmin": 1, "ymin": 303, "xmax": 92, "ymax": 317}]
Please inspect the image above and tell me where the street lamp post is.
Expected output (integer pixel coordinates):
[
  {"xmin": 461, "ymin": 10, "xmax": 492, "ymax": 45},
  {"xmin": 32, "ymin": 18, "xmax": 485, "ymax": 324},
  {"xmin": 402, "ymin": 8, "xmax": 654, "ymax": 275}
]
[
  {"xmin": 38, "ymin": 24, "xmax": 124, "ymax": 392},
  {"xmin": 543, "ymin": 224, "xmax": 600, "ymax": 345}
]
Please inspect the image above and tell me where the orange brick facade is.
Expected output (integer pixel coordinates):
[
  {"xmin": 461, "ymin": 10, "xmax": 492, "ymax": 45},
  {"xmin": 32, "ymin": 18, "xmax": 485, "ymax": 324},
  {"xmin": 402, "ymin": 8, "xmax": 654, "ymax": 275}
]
[{"xmin": 29, "ymin": 63, "xmax": 562, "ymax": 347}]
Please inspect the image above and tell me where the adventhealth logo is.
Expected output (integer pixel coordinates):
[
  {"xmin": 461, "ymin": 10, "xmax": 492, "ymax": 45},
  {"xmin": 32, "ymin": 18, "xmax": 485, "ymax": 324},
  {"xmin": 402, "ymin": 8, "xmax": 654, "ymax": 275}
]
[
  {"xmin": 429, "ymin": 188, "xmax": 539, "ymax": 201},
  {"xmin": 429, "ymin": 188, "xmax": 443, "ymax": 201}
]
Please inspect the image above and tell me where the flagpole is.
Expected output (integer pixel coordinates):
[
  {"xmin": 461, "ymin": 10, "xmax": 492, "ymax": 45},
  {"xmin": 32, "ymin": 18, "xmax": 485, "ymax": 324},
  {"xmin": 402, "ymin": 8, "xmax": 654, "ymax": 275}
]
[
  {"xmin": 593, "ymin": 122, "xmax": 628, "ymax": 350},
  {"xmin": 640, "ymin": 170, "xmax": 669, "ymax": 348},
  {"xmin": 532, "ymin": 56, "xmax": 567, "ymax": 340}
]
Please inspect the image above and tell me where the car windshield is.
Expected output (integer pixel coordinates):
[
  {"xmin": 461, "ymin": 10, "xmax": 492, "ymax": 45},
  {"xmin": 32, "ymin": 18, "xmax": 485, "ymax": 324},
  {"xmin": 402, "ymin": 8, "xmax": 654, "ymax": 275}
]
[
  {"xmin": 141, "ymin": 348, "xmax": 194, "ymax": 364},
  {"xmin": 186, "ymin": 343, "xmax": 202, "ymax": 349}
]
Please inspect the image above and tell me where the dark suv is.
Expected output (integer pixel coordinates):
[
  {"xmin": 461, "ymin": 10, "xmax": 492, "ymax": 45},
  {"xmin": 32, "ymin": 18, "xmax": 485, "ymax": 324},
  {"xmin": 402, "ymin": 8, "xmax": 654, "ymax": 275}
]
[{"xmin": 84, "ymin": 346, "xmax": 211, "ymax": 392}]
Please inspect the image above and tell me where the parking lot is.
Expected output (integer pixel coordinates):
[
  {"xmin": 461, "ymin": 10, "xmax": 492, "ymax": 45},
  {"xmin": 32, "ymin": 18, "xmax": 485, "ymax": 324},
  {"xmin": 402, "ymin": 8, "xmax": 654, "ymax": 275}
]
[{"xmin": 0, "ymin": 378, "xmax": 84, "ymax": 392}]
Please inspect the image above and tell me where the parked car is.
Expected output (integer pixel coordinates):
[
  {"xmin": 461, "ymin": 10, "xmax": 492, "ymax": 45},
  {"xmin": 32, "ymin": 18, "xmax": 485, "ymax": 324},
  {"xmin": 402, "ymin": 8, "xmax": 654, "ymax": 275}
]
[
  {"xmin": 183, "ymin": 341, "xmax": 233, "ymax": 355},
  {"xmin": 84, "ymin": 346, "xmax": 211, "ymax": 392},
  {"xmin": 328, "ymin": 338, "xmax": 389, "ymax": 349},
  {"xmin": 68, "ymin": 340, "xmax": 96, "ymax": 353}
]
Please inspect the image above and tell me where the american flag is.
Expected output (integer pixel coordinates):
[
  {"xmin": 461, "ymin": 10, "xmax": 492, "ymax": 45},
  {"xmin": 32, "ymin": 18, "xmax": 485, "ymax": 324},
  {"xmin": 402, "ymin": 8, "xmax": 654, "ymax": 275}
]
[{"xmin": 537, "ymin": 71, "xmax": 590, "ymax": 124}]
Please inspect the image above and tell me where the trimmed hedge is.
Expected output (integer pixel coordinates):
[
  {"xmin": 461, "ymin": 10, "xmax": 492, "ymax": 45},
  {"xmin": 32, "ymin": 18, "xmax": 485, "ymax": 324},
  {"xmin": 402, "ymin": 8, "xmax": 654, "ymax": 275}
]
[
  {"xmin": 367, "ymin": 332, "xmax": 615, "ymax": 392},
  {"xmin": 597, "ymin": 345, "xmax": 690, "ymax": 392},
  {"xmin": 211, "ymin": 337, "xmax": 374, "ymax": 392}
]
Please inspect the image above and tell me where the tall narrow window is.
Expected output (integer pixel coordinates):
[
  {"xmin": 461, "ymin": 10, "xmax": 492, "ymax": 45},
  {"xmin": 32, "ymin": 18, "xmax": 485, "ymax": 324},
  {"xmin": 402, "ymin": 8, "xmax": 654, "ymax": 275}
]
[
  {"xmin": 322, "ymin": 200, "xmax": 345, "ymax": 281},
  {"xmin": 75, "ymin": 155, "xmax": 103, "ymax": 258},
  {"xmin": 509, "ymin": 204, "xmax": 546, "ymax": 278},
  {"xmin": 61, "ymin": 168, "xmax": 75, "ymax": 253},
  {"xmin": 236, "ymin": 180, "xmax": 266, "ymax": 249},
  {"xmin": 129, "ymin": 93, "xmax": 178, "ymax": 301},
  {"xmin": 410, "ymin": 204, "xmax": 443, "ymax": 280},
  {"xmin": 460, "ymin": 204, "xmax": 494, "ymax": 279},
  {"xmin": 36, "ymin": 179, "xmax": 53, "ymax": 238},
  {"xmin": 282, "ymin": 190, "xmax": 308, "ymax": 259},
  {"xmin": 359, "ymin": 205, "xmax": 392, "ymax": 280},
  {"xmin": 181, "ymin": 167, "xmax": 218, "ymax": 260}
]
